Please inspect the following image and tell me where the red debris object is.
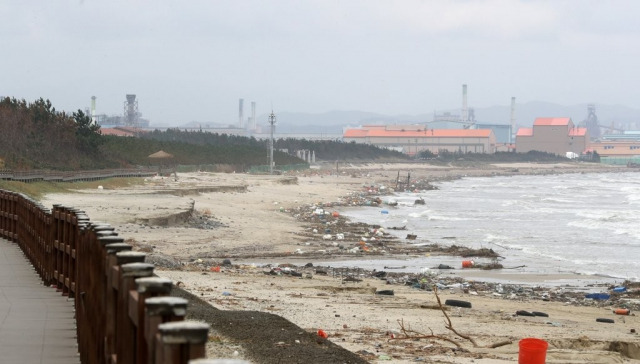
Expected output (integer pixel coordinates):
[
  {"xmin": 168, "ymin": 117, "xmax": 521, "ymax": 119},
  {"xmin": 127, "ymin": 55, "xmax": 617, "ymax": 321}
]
[
  {"xmin": 317, "ymin": 329, "xmax": 328, "ymax": 339},
  {"xmin": 210, "ymin": 266, "xmax": 221, "ymax": 272}
]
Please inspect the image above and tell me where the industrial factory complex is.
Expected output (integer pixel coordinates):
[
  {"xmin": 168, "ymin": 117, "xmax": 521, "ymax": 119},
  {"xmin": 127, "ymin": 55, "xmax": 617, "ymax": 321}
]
[
  {"xmin": 91, "ymin": 85, "xmax": 640, "ymax": 163},
  {"xmin": 342, "ymin": 85, "xmax": 640, "ymax": 163}
]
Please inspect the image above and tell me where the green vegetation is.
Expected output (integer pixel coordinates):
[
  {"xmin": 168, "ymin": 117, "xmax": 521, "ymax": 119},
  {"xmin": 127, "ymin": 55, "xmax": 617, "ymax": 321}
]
[
  {"xmin": 274, "ymin": 138, "xmax": 409, "ymax": 161},
  {"xmin": 0, "ymin": 98, "xmax": 407, "ymax": 171},
  {"xmin": 419, "ymin": 150, "xmax": 574, "ymax": 164}
]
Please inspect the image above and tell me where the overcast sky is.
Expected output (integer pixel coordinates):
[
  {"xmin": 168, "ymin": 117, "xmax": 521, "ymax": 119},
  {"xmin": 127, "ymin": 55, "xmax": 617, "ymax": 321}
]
[{"xmin": 2, "ymin": 0, "xmax": 639, "ymax": 126}]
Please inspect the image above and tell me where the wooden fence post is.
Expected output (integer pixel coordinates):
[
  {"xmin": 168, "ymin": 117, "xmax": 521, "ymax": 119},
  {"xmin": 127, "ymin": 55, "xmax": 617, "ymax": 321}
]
[
  {"xmin": 145, "ymin": 297, "xmax": 189, "ymax": 364},
  {"xmin": 133, "ymin": 277, "xmax": 174, "ymax": 364},
  {"xmin": 155, "ymin": 321, "xmax": 210, "ymax": 364},
  {"xmin": 105, "ymin": 251, "xmax": 146, "ymax": 363},
  {"xmin": 117, "ymin": 262, "xmax": 154, "ymax": 364}
]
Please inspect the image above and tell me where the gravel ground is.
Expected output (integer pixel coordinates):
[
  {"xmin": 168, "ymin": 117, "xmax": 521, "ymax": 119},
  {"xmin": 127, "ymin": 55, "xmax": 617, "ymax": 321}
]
[{"xmin": 172, "ymin": 286, "xmax": 368, "ymax": 364}]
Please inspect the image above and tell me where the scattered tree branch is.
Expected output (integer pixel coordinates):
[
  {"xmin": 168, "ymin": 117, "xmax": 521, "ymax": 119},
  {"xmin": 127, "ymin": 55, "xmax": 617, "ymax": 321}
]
[
  {"xmin": 391, "ymin": 318, "xmax": 462, "ymax": 348},
  {"xmin": 433, "ymin": 286, "xmax": 479, "ymax": 347},
  {"xmin": 488, "ymin": 340, "xmax": 513, "ymax": 348},
  {"xmin": 390, "ymin": 287, "xmax": 515, "ymax": 351}
]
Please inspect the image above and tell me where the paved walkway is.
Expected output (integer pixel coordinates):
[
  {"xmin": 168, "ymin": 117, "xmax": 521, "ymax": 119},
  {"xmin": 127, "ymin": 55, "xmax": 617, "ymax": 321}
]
[{"xmin": 0, "ymin": 239, "xmax": 80, "ymax": 364}]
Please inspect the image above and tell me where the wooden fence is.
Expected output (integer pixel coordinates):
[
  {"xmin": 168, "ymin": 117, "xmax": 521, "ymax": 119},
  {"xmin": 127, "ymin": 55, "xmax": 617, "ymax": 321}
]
[
  {"xmin": 0, "ymin": 168, "xmax": 157, "ymax": 182},
  {"xmin": 0, "ymin": 188, "xmax": 212, "ymax": 364}
]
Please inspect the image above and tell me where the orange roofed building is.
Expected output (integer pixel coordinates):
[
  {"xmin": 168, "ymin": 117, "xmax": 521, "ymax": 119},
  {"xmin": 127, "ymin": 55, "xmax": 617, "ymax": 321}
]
[
  {"xmin": 343, "ymin": 125, "xmax": 496, "ymax": 156},
  {"xmin": 516, "ymin": 117, "xmax": 589, "ymax": 156}
]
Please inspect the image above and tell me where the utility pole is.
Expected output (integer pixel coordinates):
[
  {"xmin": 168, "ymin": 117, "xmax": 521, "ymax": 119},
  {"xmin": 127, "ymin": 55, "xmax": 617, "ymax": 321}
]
[{"xmin": 268, "ymin": 110, "xmax": 276, "ymax": 174}]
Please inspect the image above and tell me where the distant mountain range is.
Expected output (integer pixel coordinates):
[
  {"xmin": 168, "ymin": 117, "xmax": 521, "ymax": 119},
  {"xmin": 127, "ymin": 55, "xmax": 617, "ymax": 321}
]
[{"xmin": 176, "ymin": 101, "xmax": 640, "ymax": 134}]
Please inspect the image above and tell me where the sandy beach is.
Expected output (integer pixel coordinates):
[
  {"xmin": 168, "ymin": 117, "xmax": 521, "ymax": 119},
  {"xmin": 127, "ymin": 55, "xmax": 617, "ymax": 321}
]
[{"xmin": 39, "ymin": 162, "xmax": 640, "ymax": 363}]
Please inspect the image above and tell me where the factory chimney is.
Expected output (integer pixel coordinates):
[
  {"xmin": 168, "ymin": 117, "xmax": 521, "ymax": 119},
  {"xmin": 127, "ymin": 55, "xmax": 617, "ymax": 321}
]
[
  {"xmin": 91, "ymin": 96, "xmax": 96, "ymax": 124},
  {"xmin": 510, "ymin": 97, "xmax": 516, "ymax": 143},
  {"xmin": 461, "ymin": 84, "xmax": 468, "ymax": 123},
  {"xmin": 251, "ymin": 101, "xmax": 256, "ymax": 130},
  {"xmin": 239, "ymin": 99, "xmax": 245, "ymax": 128}
]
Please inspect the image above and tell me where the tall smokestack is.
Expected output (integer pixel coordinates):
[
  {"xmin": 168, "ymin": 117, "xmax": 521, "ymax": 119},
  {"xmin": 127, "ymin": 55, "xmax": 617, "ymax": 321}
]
[
  {"xmin": 510, "ymin": 97, "xmax": 516, "ymax": 143},
  {"xmin": 251, "ymin": 101, "xmax": 256, "ymax": 130},
  {"xmin": 239, "ymin": 98, "xmax": 244, "ymax": 128},
  {"xmin": 91, "ymin": 96, "xmax": 96, "ymax": 124},
  {"xmin": 462, "ymin": 84, "xmax": 468, "ymax": 123}
]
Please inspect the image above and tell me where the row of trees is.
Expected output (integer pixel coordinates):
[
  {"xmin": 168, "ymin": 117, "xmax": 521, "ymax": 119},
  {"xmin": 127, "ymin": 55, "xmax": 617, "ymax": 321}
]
[
  {"xmin": 0, "ymin": 97, "xmax": 103, "ymax": 169},
  {"xmin": 0, "ymin": 98, "xmax": 407, "ymax": 171}
]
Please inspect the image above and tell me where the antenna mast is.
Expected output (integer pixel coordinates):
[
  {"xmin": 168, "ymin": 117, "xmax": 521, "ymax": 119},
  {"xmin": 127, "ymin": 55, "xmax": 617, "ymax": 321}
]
[{"xmin": 268, "ymin": 110, "xmax": 276, "ymax": 174}]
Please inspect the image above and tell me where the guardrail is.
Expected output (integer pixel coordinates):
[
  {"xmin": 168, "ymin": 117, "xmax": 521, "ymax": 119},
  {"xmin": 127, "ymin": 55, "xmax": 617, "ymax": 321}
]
[
  {"xmin": 0, "ymin": 189, "xmax": 211, "ymax": 364},
  {"xmin": 0, "ymin": 168, "xmax": 157, "ymax": 182}
]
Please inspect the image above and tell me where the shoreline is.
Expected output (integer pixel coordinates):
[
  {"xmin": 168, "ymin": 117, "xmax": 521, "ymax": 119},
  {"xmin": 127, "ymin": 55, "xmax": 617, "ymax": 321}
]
[{"xmin": 36, "ymin": 162, "xmax": 640, "ymax": 363}]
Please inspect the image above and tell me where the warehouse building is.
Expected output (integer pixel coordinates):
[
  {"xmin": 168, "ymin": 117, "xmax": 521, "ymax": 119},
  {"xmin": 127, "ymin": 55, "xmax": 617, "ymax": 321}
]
[
  {"xmin": 343, "ymin": 125, "xmax": 496, "ymax": 156},
  {"xmin": 516, "ymin": 117, "xmax": 589, "ymax": 156}
]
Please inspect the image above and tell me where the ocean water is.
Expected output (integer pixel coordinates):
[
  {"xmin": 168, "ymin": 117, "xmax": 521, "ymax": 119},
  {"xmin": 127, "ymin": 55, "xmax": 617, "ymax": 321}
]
[{"xmin": 336, "ymin": 171, "xmax": 640, "ymax": 283}]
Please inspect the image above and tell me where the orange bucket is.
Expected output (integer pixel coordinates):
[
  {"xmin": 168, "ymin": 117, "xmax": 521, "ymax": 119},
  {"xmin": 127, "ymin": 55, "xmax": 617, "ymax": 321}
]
[
  {"xmin": 518, "ymin": 338, "xmax": 548, "ymax": 364},
  {"xmin": 462, "ymin": 260, "xmax": 474, "ymax": 268}
]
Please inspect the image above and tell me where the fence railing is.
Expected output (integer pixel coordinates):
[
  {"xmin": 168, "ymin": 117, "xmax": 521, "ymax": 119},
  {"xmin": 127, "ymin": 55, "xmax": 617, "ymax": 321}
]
[
  {"xmin": 0, "ymin": 189, "xmax": 211, "ymax": 364},
  {"xmin": 247, "ymin": 163, "xmax": 309, "ymax": 174},
  {"xmin": 0, "ymin": 168, "xmax": 157, "ymax": 182}
]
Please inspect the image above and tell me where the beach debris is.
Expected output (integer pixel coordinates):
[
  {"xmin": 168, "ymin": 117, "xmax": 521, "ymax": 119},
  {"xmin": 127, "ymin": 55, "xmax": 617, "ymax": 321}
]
[
  {"xmin": 373, "ymin": 271, "xmax": 387, "ymax": 278},
  {"xmin": 222, "ymin": 259, "xmax": 232, "ymax": 266},
  {"xmin": 405, "ymin": 234, "xmax": 417, "ymax": 240},
  {"xmin": 210, "ymin": 266, "xmax": 221, "ymax": 272},
  {"xmin": 461, "ymin": 260, "xmax": 474, "ymax": 268},
  {"xmin": 613, "ymin": 286, "xmax": 627, "ymax": 293},
  {"xmin": 317, "ymin": 329, "xmax": 329, "ymax": 339},
  {"xmin": 585, "ymin": 293, "xmax": 610, "ymax": 300},
  {"xmin": 515, "ymin": 310, "xmax": 535, "ymax": 317},
  {"xmin": 596, "ymin": 318, "xmax": 615, "ymax": 324},
  {"xmin": 414, "ymin": 198, "xmax": 425, "ymax": 205},
  {"xmin": 445, "ymin": 299, "xmax": 472, "ymax": 309},
  {"xmin": 436, "ymin": 264, "xmax": 454, "ymax": 270},
  {"xmin": 376, "ymin": 290, "xmax": 395, "ymax": 296},
  {"xmin": 614, "ymin": 308, "xmax": 631, "ymax": 315}
]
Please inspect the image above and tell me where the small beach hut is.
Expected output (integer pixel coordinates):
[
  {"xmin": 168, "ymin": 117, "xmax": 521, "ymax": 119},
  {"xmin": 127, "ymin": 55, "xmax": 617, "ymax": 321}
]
[{"xmin": 148, "ymin": 150, "xmax": 176, "ymax": 177}]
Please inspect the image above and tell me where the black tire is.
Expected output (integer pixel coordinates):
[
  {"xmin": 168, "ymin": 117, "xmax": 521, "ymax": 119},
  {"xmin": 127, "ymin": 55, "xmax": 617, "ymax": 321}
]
[
  {"xmin": 516, "ymin": 310, "xmax": 535, "ymax": 316},
  {"xmin": 376, "ymin": 290, "xmax": 394, "ymax": 296},
  {"xmin": 596, "ymin": 318, "xmax": 615, "ymax": 323},
  {"xmin": 532, "ymin": 311, "xmax": 549, "ymax": 317},
  {"xmin": 444, "ymin": 299, "xmax": 472, "ymax": 308}
]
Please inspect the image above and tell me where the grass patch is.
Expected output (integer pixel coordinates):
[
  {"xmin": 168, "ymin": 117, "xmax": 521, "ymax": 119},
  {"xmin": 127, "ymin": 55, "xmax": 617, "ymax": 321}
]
[{"xmin": 0, "ymin": 177, "xmax": 147, "ymax": 200}]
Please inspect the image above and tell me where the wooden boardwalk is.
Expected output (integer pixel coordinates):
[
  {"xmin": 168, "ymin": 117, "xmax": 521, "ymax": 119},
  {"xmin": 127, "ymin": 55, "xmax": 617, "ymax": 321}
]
[{"xmin": 0, "ymin": 238, "xmax": 80, "ymax": 364}]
